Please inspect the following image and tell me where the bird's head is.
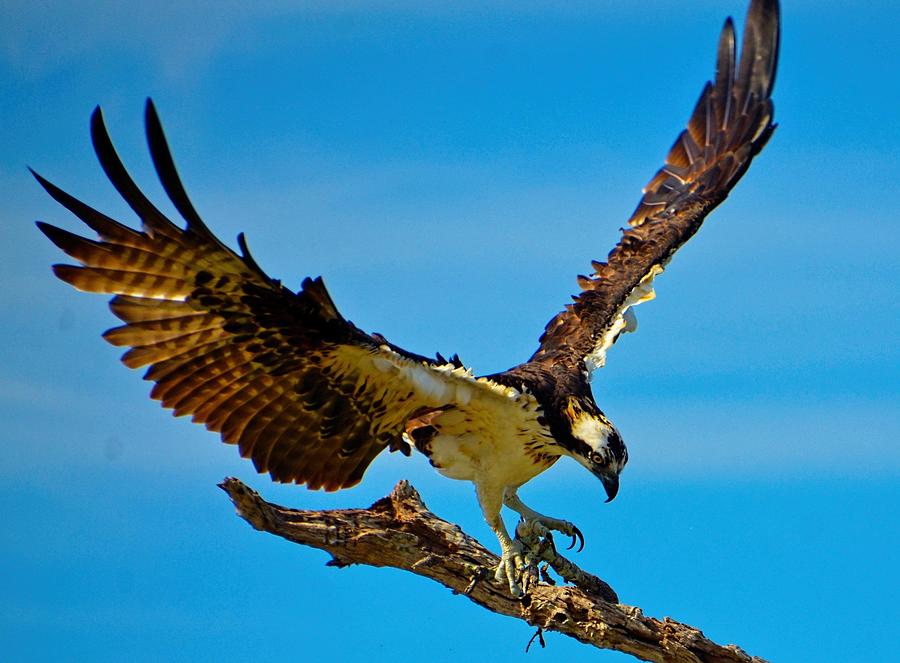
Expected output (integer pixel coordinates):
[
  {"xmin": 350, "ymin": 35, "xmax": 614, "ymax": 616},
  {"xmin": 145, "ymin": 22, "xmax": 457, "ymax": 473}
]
[{"xmin": 560, "ymin": 397, "xmax": 627, "ymax": 502}]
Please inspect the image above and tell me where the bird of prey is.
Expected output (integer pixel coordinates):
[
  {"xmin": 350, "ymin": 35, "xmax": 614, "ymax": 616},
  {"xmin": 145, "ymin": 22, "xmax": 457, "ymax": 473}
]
[{"xmin": 36, "ymin": 0, "xmax": 779, "ymax": 596}]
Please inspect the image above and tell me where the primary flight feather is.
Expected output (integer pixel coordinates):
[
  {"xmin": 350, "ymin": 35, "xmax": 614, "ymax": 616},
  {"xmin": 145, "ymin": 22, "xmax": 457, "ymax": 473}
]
[{"xmin": 36, "ymin": 0, "xmax": 779, "ymax": 595}]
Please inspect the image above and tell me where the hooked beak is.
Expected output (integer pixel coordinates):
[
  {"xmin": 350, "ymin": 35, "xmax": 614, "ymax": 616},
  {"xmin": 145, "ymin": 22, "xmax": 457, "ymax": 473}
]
[{"xmin": 599, "ymin": 471, "xmax": 619, "ymax": 503}]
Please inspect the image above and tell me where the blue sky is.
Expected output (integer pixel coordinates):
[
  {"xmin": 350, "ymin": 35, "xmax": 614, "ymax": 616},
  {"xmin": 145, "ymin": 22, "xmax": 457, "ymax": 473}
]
[{"xmin": 2, "ymin": 1, "xmax": 898, "ymax": 660}]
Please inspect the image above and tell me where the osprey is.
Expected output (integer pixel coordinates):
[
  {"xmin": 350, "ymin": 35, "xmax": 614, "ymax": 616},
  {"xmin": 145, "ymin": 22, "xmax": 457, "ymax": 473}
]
[{"xmin": 36, "ymin": 0, "xmax": 778, "ymax": 596}]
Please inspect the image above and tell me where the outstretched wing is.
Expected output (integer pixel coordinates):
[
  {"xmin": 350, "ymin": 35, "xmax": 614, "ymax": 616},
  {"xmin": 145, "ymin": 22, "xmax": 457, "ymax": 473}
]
[
  {"xmin": 532, "ymin": 0, "xmax": 779, "ymax": 375},
  {"xmin": 36, "ymin": 100, "xmax": 479, "ymax": 490}
]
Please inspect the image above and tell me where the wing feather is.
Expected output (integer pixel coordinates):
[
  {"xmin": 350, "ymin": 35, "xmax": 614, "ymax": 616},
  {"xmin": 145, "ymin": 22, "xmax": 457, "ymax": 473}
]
[
  {"xmin": 31, "ymin": 169, "xmax": 144, "ymax": 245},
  {"xmin": 102, "ymin": 313, "xmax": 222, "ymax": 347},
  {"xmin": 147, "ymin": 343, "xmax": 241, "ymax": 395},
  {"xmin": 121, "ymin": 330, "xmax": 224, "ymax": 369},
  {"xmin": 187, "ymin": 366, "xmax": 257, "ymax": 421},
  {"xmin": 36, "ymin": 100, "xmax": 493, "ymax": 490},
  {"xmin": 239, "ymin": 392, "xmax": 297, "ymax": 461},
  {"xmin": 532, "ymin": 0, "xmax": 779, "ymax": 376},
  {"xmin": 90, "ymin": 106, "xmax": 183, "ymax": 241},
  {"xmin": 110, "ymin": 295, "xmax": 196, "ymax": 323}
]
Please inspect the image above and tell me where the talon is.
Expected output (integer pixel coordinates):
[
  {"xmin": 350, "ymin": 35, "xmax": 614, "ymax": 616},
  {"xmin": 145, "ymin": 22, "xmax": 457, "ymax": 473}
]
[{"xmin": 572, "ymin": 525, "xmax": 585, "ymax": 552}]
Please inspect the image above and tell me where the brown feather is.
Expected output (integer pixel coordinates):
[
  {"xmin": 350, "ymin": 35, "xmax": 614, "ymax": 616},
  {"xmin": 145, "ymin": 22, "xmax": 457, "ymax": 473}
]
[
  {"xmin": 102, "ymin": 313, "xmax": 221, "ymax": 346},
  {"xmin": 532, "ymin": 0, "xmax": 779, "ymax": 371},
  {"xmin": 110, "ymin": 295, "xmax": 195, "ymax": 323},
  {"xmin": 40, "ymin": 106, "xmax": 488, "ymax": 489},
  {"xmin": 121, "ymin": 329, "xmax": 224, "ymax": 369}
]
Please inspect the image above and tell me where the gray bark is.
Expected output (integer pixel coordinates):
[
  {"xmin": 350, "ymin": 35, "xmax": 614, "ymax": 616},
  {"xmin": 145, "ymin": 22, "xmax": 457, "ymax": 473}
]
[{"xmin": 219, "ymin": 477, "xmax": 767, "ymax": 663}]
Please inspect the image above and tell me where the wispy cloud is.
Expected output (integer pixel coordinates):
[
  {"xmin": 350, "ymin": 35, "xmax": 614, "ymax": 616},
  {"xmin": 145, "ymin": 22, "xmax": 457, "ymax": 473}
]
[
  {"xmin": 2, "ymin": 1, "xmax": 289, "ymax": 82},
  {"xmin": 0, "ymin": 0, "xmax": 732, "ymax": 83}
]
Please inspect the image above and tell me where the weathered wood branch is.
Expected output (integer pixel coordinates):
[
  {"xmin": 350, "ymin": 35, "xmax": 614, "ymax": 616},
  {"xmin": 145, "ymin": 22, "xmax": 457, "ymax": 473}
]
[{"xmin": 219, "ymin": 477, "xmax": 767, "ymax": 663}]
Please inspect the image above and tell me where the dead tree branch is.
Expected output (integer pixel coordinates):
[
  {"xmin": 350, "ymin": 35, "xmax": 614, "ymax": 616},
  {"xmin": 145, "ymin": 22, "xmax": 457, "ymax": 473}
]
[{"xmin": 219, "ymin": 477, "xmax": 767, "ymax": 663}]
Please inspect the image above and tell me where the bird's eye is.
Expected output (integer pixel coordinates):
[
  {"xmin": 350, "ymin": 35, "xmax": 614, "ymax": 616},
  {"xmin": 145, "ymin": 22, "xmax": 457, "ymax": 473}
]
[{"xmin": 590, "ymin": 451, "xmax": 604, "ymax": 465}]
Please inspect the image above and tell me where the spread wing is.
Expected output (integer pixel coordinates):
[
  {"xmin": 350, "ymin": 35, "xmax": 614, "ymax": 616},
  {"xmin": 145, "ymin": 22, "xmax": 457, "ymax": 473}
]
[
  {"xmin": 36, "ymin": 100, "xmax": 482, "ymax": 491},
  {"xmin": 531, "ymin": 0, "xmax": 779, "ymax": 375}
]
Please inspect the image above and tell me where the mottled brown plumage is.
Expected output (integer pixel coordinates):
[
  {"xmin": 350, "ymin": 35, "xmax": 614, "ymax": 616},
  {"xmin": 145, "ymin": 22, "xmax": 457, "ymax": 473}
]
[
  {"xmin": 36, "ymin": 0, "xmax": 779, "ymax": 596},
  {"xmin": 36, "ymin": 102, "xmax": 494, "ymax": 492},
  {"xmin": 532, "ymin": 0, "xmax": 778, "ymax": 376}
]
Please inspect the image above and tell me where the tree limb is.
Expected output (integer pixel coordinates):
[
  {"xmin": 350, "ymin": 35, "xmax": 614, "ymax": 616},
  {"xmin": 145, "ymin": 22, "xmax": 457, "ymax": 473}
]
[{"xmin": 219, "ymin": 477, "xmax": 767, "ymax": 663}]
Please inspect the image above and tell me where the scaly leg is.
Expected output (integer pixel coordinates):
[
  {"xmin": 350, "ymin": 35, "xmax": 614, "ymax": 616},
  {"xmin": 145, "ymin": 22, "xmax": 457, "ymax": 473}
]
[
  {"xmin": 475, "ymin": 483, "xmax": 527, "ymax": 597},
  {"xmin": 503, "ymin": 489, "xmax": 585, "ymax": 552}
]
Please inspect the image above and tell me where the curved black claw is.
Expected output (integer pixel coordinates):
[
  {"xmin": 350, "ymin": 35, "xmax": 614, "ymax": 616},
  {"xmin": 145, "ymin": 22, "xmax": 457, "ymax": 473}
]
[{"xmin": 567, "ymin": 525, "xmax": 585, "ymax": 553}]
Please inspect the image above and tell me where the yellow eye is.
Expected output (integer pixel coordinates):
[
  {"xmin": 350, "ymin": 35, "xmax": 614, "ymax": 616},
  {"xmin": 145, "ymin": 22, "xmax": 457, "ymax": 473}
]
[{"xmin": 590, "ymin": 451, "xmax": 604, "ymax": 465}]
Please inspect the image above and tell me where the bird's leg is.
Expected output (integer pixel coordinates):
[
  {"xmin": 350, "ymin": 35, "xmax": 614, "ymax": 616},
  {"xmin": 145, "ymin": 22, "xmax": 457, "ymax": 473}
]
[
  {"xmin": 476, "ymin": 484, "xmax": 527, "ymax": 597},
  {"xmin": 503, "ymin": 489, "xmax": 585, "ymax": 552}
]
